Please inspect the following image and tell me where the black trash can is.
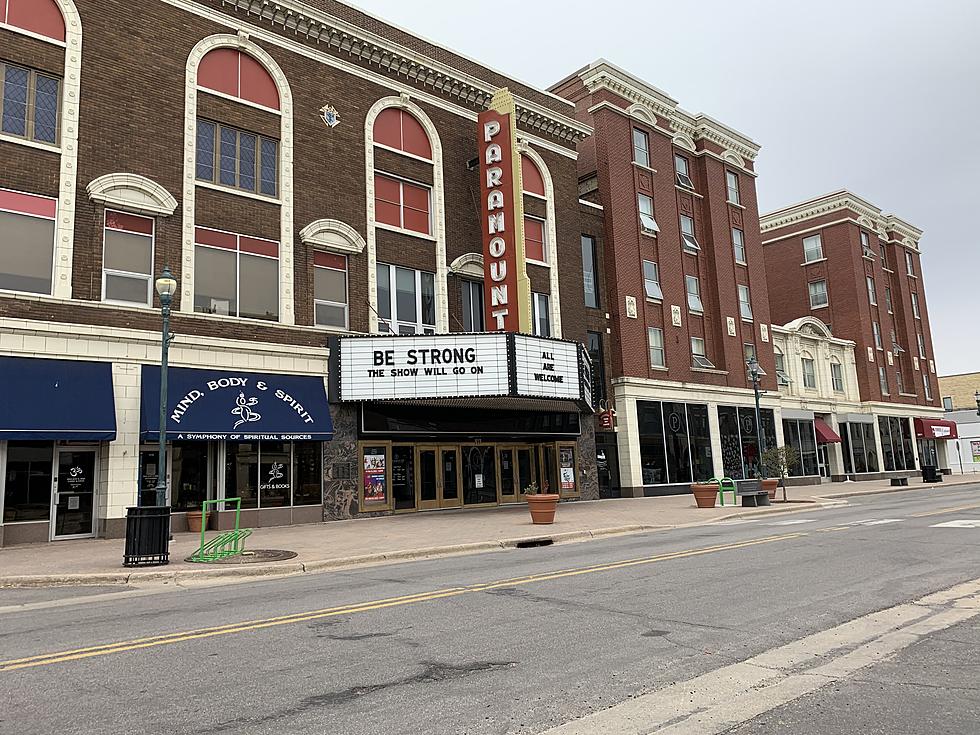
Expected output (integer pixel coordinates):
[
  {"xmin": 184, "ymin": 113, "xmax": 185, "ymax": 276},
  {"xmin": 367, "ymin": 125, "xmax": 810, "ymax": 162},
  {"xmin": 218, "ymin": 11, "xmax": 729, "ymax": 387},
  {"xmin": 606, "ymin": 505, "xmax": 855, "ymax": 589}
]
[
  {"xmin": 123, "ymin": 506, "xmax": 171, "ymax": 567},
  {"xmin": 922, "ymin": 465, "xmax": 941, "ymax": 483}
]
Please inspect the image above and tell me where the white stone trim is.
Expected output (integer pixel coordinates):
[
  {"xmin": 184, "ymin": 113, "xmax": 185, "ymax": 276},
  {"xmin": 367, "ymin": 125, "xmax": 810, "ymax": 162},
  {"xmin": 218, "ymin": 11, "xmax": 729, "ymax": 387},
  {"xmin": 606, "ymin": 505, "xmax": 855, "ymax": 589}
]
[
  {"xmin": 181, "ymin": 34, "xmax": 295, "ymax": 323},
  {"xmin": 300, "ymin": 219, "xmax": 366, "ymax": 255},
  {"xmin": 671, "ymin": 132, "xmax": 697, "ymax": 152},
  {"xmin": 449, "ymin": 253, "xmax": 484, "ymax": 279},
  {"xmin": 520, "ymin": 145, "xmax": 562, "ymax": 337},
  {"xmin": 86, "ymin": 173, "xmax": 178, "ymax": 217},
  {"xmin": 364, "ymin": 96, "xmax": 447, "ymax": 333}
]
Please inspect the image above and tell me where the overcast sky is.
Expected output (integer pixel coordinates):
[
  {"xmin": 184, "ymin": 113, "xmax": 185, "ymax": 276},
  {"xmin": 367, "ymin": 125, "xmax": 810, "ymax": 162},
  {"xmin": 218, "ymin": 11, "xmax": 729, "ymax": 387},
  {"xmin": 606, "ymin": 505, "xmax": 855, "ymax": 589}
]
[{"xmin": 352, "ymin": 0, "xmax": 979, "ymax": 375}]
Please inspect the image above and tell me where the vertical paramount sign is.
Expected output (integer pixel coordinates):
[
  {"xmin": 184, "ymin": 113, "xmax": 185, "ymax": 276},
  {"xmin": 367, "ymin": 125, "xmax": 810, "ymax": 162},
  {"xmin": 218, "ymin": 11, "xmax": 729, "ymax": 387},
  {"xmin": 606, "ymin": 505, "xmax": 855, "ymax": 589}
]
[{"xmin": 478, "ymin": 88, "xmax": 531, "ymax": 333}]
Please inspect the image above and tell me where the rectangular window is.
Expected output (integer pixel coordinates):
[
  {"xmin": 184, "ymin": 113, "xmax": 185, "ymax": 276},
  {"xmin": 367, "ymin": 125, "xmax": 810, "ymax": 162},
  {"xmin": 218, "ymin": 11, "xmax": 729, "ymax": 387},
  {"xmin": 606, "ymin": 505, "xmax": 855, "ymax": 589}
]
[
  {"xmin": 193, "ymin": 227, "xmax": 279, "ymax": 321},
  {"xmin": 879, "ymin": 366, "xmax": 889, "ymax": 395},
  {"xmin": 803, "ymin": 234, "xmax": 823, "ymax": 263},
  {"xmin": 808, "ymin": 279, "xmax": 828, "ymax": 308},
  {"xmin": 866, "ymin": 276, "xmax": 877, "ymax": 305},
  {"xmin": 313, "ymin": 251, "xmax": 348, "ymax": 329},
  {"xmin": 581, "ymin": 234, "xmax": 599, "ymax": 308},
  {"xmin": 880, "ymin": 244, "xmax": 890, "ymax": 270},
  {"xmin": 675, "ymin": 154, "xmax": 695, "ymax": 189},
  {"xmin": 195, "ymin": 120, "xmax": 278, "ymax": 197},
  {"xmin": 686, "ymin": 274, "xmax": 703, "ymax": 313},
  {"xmin": 532, "ymin": 291, "xmax": 551, "ymax": 337},
  {"xmin": 637, "ymin": 193, "xmax": 659, "ymax": 235},
  {"xmin": 831, "ymin": 362, "xmax": 844, "ymax": 392},
  {"xmin": 873, "ymin": 321, "xmax": 883, "ymax": 349},
  {"xmin": 896, "ymin": 370, "xmax": 905, "ymax": 394},
  {"xmin": 732, "ymin": 228, "xmax": 746, "ymax": 263},
  {"xmin": 648, "ymin": 327, "xmax": 665, "ymax": 368},
  {"xmin": 726, "ymin": 170, "xmax": 740, "ymax": 205},
  {"xmin": 906, "ymin": 250, "xmax": 915, "ymax": 276},
  {"xmin": 0, "ymin": 63, "xmax": 60, "ymax": 145},
  {"xmin": 461, "ymin": 279, "xmax": 484, "ymax": 332},
  {"xmin": 0, "ymin": 188, "xmax": 56, "ymax": 295},
  {"xmin": 738, "ymin": 284, "xmax": 753, "ymax": 320},
  {"xmin": 3, "ymin": 441, "xmax": 54, "ymax": 522},
  {"xmin": 632, "ymin": 128, "xmax": 650, "ymax": 167},
  {"xmin": 885, "ymin": 286, "xmax": 893, "ymax": 313},
  {"xmin": 801, "ymin": 357, "xmax": 816, "ymax": 388},
  {"xmin": 103, "ymin": 210, "xmax": 153, "ymax": 306},
  {"xmin": 587, "ymin": 331, "xmax": 606, "ymax": 401},
  {"xmin": 524, "ymin": 216, "xmax": 548, "ymax": 264},
  {"xmin": 860, "ymin": 231, "xmax": 873, "ymax": 256},
  {"xmin": 775, "ymin": 351, "xmax": 792, "ymax": 386},
  {"xmin": 691, "ymin": 336, "xmax": 714, "ymax": 369},
  {"xmin": 680, "ymin": 214, "xmax": 700, "ymax": 252},
  {"xmin": 643, "ymin": 260, "xmax": 663, "ymax": 301},
  {"xmin": 374, "ymin": 173, "xmax": 431, "ymax": 236},
  {"xmin": 943, "ymin": 396, "xmax": 953, "ymax": 411},
  {"xmin": 923, "ymin": 374, "xmax": 932, "ymax": 401},
  {"xmin": 911, "ymin": 293, "xmax": 921, "ymax": 319},
  {"xmin": 743, "ymin": 343, "xmax": 757, "ymax": 364},
  {"xmin": 376, "ymin": 263, "xmax": 435, "ymax": 334},
  {"xmin": 917, "ymin": 333, "xmax": 926, "ymax": 358}
]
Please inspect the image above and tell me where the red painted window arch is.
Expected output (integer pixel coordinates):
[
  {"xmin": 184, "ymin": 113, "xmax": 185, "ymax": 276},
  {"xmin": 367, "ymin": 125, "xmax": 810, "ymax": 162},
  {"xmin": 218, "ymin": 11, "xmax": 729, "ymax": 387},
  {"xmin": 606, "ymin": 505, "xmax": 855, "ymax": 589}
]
[
  {"xmin": 2, "ymin": 0, "xmax": 66, "ymax": 42},
  {"xmin": 521, "ymin": 154, "xmax": 546, "ymax": 197},
  {"xmin": 198, "ymin": 48, "xmax": 280, "ymax": 111},
  {"xmin": 374, "ymin": 107, "xmax": 432, "ymax": 160}
]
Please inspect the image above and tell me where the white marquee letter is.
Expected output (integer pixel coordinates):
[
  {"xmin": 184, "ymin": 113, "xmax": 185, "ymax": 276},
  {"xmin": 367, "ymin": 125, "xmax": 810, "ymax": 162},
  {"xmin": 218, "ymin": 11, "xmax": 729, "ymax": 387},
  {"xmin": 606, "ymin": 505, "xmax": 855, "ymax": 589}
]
[{"xmin": 483, "ymin": 120, "xmax": 501, "ymax": 142}]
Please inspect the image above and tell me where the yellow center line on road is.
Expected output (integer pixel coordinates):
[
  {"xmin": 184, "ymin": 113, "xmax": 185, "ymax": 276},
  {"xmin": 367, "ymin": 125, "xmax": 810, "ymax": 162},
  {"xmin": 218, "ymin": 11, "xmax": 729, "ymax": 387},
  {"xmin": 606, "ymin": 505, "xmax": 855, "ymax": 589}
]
[
  {"xmin": 0, "ymin": 532, "xmax": 807, "ymax": 674},
  {"xmin": 911, "ymin": 502, "xmax": 980, "ymax": 518}
]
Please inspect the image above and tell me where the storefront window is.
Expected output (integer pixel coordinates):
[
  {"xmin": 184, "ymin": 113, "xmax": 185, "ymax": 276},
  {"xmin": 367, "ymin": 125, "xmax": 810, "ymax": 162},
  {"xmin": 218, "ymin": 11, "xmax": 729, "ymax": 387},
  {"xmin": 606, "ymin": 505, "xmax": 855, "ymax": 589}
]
[
  {"xmin": 258, "ymin": 441, "xmax": 291, "ymax": 508},
  {"xmin": 719, "ymin": 407, "xmax": 744, "ymax": 479},
  {"xmin": 637, "ymin": 401, "xmax": 713, "ymax": 485},
  {"xmin": 294, "ymin": 442, "xmax": 323, "ymax": 506},
  {"xmin": 687, "ymin": 404, "xmax": 714, "ymax": 482},
  {"xmin": 637, "ymin": 401, "xmax": 667, "ymax": 485},
  {"xmin": 782, "ymin": 419, "xmax": 817, "ymax": 476},
  {"xmin": 900, "ymin": 419, "xmax": 916, "ymax": 470},
  {"xmin": 719, "ymin": 407, "xmax": 777, "ymax": 479},
  {"xmin": 171, "ymin": 443, "xmax": 209, "ymax": 511},
  {"xmin": 3, "ymin": 441, "xmax": 53, "ymax": 522},
  {"xmin": 879, "ymin": 417, "xmax": 896, "ymax": 471},
  {"xmin": 663, "ymin": 403, "xmax": 692, "ymax": 485},
  {"xmin": 841, "ymin": 424, "xmax": 853, "ymax": 474},
  {"xmin": 225, "ymin": 442, "xmax": 259, "ymax": 508}
]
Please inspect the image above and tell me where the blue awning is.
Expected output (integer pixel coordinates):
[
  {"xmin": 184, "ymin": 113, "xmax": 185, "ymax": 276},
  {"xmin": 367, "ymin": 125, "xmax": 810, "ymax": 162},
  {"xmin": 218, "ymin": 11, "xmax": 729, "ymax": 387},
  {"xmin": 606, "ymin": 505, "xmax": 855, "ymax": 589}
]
[
  {"xmin": 0, "ymin": 356, "xmax": 117, "ymax": 440},
  {"xmin": 140, "ymin": 366, "xmax": 333, "ymax": 441}
]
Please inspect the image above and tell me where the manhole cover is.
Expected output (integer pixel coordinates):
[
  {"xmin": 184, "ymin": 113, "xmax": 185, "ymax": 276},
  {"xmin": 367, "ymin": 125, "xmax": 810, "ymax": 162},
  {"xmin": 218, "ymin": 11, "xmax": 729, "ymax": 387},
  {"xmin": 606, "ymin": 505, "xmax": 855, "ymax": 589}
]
[{"xmin": 184, "ymin": 549, "xmax": 298, "ymax": 564}]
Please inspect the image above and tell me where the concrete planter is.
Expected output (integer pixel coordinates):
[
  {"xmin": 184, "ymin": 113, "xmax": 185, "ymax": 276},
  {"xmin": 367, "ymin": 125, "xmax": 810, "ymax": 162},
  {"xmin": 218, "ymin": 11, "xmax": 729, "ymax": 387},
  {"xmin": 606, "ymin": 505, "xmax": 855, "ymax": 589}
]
[
  {"xmin": 762, "ymin": 479, "xmax": 779, "ymax": 500},
  {"xmin": 691, "ymin": 483, "xmax": 719, "ymax": 509},
  {"xmin": 526, "ymin": 494, "xmax": 560, "ymax": 524}
]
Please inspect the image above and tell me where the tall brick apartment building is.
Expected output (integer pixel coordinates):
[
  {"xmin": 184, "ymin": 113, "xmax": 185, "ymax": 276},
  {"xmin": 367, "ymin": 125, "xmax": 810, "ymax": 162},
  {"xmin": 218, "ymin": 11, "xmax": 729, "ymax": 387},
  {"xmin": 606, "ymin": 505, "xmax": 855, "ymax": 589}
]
[
  {"xmin": 0, "ymin": 0, "xmax": 599, "ymax": 545},
  {"xmin": 761, "ymin": 191, "xmax": 952, "ymax": 479},
  {"xmin": 552, "ymin": 61, "xmax": 781, "ymax": 495}
]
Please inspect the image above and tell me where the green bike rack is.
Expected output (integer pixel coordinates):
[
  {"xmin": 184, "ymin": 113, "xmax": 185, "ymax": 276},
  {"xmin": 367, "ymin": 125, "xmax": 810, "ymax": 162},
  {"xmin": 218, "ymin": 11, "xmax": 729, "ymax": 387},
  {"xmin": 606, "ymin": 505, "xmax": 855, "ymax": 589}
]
[
  {"xmin": 188, "ymin": 497, "xmax": 252, "ymax": 563},
  {"xmin": 710, "ymin": 477, "xmax": 738, "ymax": 507}
]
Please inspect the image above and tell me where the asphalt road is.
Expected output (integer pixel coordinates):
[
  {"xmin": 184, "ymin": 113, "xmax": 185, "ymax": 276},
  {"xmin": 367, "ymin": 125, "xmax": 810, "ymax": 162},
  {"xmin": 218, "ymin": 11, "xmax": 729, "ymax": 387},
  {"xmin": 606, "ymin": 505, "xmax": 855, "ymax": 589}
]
[{"xmin": 2, "ymin": 485, "xmax": 980, "ymax": 735}]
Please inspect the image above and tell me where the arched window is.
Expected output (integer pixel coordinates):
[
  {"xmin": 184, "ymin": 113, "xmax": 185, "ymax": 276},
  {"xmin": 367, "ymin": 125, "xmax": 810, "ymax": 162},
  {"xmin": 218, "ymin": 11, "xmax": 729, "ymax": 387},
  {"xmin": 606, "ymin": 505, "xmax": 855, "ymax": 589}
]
[
  {"xmin": 2, "ymin": 0, "xmax": 65, "ymax": 42},
  {"xmin": 373, "ymin": 107, "xmax": 431, "ymax": 159},
  {"xmin": 198, "ymin": 48, "xmax": 280, "ymax": 110},
  {"xmin": 521, "ymin": 154, "xmax": 545, "ymax": 197},
  {"xmin": 801, "ymin": 352, "xmax": 816, "ymax": 389}
]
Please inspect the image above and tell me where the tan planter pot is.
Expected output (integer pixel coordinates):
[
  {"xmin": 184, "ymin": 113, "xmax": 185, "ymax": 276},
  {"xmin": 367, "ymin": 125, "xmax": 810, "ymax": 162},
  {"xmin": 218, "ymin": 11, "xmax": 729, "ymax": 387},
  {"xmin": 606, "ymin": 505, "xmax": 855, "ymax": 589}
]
[
  {"xmin": 691, "ymin": 483, "xmax": 719, "ymax": 509},
  {"xmin": 762, "ymin": 479, "xmax": 779, "ymax": 500},
  {"xmin": 526, "ymin": 494, "xmax": 560, "ymax": 524},
  {"xmin": 186, "ymin": 510, "xmax": 208, "ymax": 533}
]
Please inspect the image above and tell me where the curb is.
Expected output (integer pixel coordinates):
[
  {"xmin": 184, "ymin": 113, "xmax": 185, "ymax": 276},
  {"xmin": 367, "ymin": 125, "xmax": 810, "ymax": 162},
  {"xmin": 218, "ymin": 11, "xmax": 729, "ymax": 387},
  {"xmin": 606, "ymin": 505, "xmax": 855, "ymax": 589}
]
[{"xmin": 0, "ymin": 503, "xmax": 846, "ymax": 589}]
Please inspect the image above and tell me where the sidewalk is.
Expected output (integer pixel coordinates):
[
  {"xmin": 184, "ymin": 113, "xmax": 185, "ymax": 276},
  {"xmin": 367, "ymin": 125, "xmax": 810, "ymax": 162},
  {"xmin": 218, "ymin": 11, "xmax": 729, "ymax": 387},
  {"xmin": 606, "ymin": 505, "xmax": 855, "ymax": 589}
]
[{"xmin": 0, "ymin": 476, "xmax": 974, "ymax": 587}]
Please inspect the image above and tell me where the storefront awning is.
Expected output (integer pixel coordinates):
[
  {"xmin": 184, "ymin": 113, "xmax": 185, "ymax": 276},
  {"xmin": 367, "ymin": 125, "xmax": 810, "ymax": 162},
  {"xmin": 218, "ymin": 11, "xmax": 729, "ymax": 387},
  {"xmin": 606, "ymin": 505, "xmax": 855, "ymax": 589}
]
[
  {"xmin": 0, "ymin": 356, "xmax": 117, "ymax": 440},
  {"xmin": 914, "ymin": 418, "xmax": 958, "ymax": 440},
  {"xmin": 140, "ymin": 366, "xmax": 333, "ymax": 441},
  {"xmin": 814, "ymin": 418, "xmax": 842, "ymax": 444}
]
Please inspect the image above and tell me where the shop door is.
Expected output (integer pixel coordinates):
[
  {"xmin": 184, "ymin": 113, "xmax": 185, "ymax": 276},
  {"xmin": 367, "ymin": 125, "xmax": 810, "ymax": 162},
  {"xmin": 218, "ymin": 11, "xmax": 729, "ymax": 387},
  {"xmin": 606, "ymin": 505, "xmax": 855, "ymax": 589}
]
[
  {"xmin": 440, "ymin": 447, "xmax": 462, "ymax": 509},
  {"xmin": 391, "ymin": 445, "xmax": 416, "ymax": 512},
  {"xmin": 52, "ymin": 448, "xmax": 98, "ymax": 539},
  {"xmin": 499, "ymin": 445, "xmax": 536, "ymax": 503},
  {"xmin": 418, "ymin": 446, "xmax": 462, "ymax": 510},
  {"xmin": 461, "ymin": 445, "xmax": 497, "ymax": 505},
  {"xmin": 817, "ymin": 445, "xmax": 830, "ymax": 479}
]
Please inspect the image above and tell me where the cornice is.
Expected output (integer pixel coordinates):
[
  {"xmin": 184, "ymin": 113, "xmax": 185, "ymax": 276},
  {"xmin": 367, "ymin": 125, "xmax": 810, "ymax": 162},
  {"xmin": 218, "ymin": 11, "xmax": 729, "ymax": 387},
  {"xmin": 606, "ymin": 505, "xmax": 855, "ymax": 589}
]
[
  {"xmin": 215, "ymin": 0, "xmax": 591, "ymax": 144},
  {"xmin": 575, "ymin": 60, "xmax": 760, "ymax": 162}
]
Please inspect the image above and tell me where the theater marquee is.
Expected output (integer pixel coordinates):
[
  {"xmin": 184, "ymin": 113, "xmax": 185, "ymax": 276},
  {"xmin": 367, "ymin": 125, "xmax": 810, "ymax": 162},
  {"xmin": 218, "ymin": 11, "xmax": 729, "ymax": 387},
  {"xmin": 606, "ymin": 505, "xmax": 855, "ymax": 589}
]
[{"xmin": 330, "ymin": 334, "xmax": 594, "ymax": 410}]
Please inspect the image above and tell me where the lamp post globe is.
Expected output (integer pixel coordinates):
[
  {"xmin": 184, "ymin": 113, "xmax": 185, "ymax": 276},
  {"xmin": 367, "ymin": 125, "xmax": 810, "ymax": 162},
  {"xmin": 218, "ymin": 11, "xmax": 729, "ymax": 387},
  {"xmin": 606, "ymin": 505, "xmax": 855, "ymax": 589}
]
[
  {"xmin": 153, "ymin": 267, "xmax": 176, "ymax": 510},
  {"xmin": 974, "ymin": 390, "xmax": 980, "ymax": 417},
  {"xmin": 746, "ymin": 356, "xmax": 767, "ymax": 479}
]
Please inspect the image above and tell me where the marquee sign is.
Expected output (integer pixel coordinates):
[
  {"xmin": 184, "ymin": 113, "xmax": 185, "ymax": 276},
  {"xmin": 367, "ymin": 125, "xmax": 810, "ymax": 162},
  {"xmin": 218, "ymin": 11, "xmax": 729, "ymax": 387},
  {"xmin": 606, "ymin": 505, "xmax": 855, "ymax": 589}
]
[
  {"xmin": 478, "ymin": 88, "xmax": 531, "ymax": 333},
  {"xmin": 331, "ymin": 334, "xmax": 594, "ymax": 410}
]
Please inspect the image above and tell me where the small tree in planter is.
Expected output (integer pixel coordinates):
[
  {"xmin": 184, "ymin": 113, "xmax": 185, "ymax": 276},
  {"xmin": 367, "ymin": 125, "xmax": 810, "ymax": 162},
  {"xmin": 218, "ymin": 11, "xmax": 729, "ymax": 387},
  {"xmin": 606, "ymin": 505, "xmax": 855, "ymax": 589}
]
[{"xmin": 761, "ymin": 445, "xmax": 801, "ymax": 502}]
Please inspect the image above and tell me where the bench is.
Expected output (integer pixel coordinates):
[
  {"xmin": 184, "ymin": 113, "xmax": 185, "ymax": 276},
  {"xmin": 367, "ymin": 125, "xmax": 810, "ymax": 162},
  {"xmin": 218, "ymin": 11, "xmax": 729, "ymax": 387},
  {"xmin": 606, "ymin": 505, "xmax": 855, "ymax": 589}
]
[
  {"xmin": 890, "ymin": 477, "xmax": 909, "ymax": 487},
  {"xmin": 738, "ymin": 479, "xmax": 771, "ymax": 508}
]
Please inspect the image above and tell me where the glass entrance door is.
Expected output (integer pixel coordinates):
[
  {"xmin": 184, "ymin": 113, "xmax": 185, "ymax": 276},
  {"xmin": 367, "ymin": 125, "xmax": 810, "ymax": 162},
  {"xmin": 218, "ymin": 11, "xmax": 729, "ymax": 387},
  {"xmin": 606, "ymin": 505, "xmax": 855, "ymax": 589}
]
[
  {"xmin": 498, "ymin": 445, "xmax": 536, "ymax": 503},
  {"xmin": 52, "ymin": 448, "xmax": 97, "ymax": 539},
  {"xmin": 461, "ymin": 445, "xmax": 497, "ymax": 505},
  {"xmin": 391, "ymin": 445, "xmax": 416, "ymax": 511},
  {"xmin": 440, "ymin": 447, "xmax": 461, "ymax": 509}
]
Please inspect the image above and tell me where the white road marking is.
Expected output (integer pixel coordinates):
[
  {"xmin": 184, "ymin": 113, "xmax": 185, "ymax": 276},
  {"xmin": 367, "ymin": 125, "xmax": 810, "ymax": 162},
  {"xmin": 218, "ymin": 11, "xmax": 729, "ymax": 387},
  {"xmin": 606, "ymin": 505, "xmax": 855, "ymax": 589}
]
[
  {"xmin": 542, "ymin": 578, "xmax": 980, "ymax": 735},
  {"xmin": 931, "ymin": 519, "xmax": 980, "ymax": 528},
  {"xmin": 851, "ymin": 518, "xmax": 905, "ymax": 526},
  {"xmin": 767, "ymin": 519, "xmax": 817, "ymax": 526}
]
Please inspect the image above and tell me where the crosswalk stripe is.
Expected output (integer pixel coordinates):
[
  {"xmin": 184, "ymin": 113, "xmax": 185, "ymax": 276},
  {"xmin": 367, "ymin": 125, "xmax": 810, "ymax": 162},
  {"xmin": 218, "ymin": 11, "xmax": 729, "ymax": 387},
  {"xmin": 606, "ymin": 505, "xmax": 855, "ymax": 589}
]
[{"xmin": 931, "ymin": 519, "xmax": 980, "ymax": 528}]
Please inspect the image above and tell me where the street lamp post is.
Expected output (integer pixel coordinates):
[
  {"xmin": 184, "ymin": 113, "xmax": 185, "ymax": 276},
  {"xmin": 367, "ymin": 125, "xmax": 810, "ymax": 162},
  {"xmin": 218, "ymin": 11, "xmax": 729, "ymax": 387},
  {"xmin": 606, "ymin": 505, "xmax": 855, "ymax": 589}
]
[
  {"xmin": 974, "ymin": 391, "xmax": 980, "ymax": 417},
  {"xmin": 747, "ymin": 356, "xmax": 766, "ymax": 478},
  {"xmin": 154, "ymin": 267, "xmax": 177, "ymax": 509}
]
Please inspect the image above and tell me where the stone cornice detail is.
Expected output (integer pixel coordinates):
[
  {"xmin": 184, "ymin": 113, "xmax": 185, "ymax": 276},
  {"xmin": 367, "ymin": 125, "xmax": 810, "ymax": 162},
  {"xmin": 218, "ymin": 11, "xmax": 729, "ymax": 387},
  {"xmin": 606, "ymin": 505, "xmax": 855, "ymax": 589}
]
[
  {"xmin": 760, "ymin": 190, "xmax": 923, "ymax": 249},
  {"xmin": 576, "ymin": 60, "xmax": 760, "ymax": 162},
  {"xmin": 216, "ymin": 0, "xmax": 591, "ymax": 144}
]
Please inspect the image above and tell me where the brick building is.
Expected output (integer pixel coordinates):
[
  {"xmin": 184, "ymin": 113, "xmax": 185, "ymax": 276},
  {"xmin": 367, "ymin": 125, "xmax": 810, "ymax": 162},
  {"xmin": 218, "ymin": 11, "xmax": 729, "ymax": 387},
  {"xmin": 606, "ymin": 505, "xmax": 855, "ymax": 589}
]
[
  {"xmin": 938, "ymin": 372, "xmax": 980, "ymax": 412},
  {"xmin": 0, "ymin": 0, "xmax": 598, "ymax": 545},
  {"xmin": 761, "ymin": 191, "xmax": 953, "ymax": 478}
]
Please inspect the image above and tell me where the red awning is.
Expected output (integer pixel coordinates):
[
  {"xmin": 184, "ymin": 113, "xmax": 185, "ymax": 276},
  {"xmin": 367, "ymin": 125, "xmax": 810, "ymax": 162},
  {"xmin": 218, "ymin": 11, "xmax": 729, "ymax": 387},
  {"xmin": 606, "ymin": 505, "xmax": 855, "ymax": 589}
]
[
  {"xmin": 814, "ymin": 418, "xmax": 842, "ymax": 444},
  {"xmin": 914, "ymin": 418, "xmax": 958, "ymax": 440}
]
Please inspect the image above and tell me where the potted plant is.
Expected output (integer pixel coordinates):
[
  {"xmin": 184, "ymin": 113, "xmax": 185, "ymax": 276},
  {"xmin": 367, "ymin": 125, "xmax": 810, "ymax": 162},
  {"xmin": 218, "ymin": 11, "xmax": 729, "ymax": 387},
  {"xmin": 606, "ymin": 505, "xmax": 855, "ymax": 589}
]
[
  {"xmin": 761, "ymin": 445, "xmax": 800, "ymax": 501},
  {"xmin": 185, "ymin": 503, "xmax": 208, "ymax": 533},
  {"xmin": 524, "ymin": 482, "xmax": 560, "ymax": 525},
  {"xmin": 690, "ymin": 479, "xmax": 720, "ymax": 508}
]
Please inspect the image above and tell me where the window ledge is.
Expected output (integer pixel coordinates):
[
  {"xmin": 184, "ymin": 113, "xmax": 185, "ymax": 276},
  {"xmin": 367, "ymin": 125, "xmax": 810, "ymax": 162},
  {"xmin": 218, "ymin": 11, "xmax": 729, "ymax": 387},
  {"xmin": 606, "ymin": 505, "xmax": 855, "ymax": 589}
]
[
  {"xmin": 650, "ymin": 365, "xmax": 668, "ymax": 372},
  {"xmin": 645, "ymin": 297, "xmax": 663, "ymax": 305},
  {"xmin": 675, "ymin": 185, "xmax": 703, "ymax": 199},
  {"xmin": 899, "ymin": 392, "xmax": 919, "ymax": 398},
  {"xmin": 523, "ymin": 191, "xmax": 548, "ymax": 202},
  {"xmin": 735, "ymin": 260, "xmax": 748, "ymax": 267},
  {"xmin": 0, "ymin": 132, "xmax": 61, "ymax": 155},
  {"xmin": 908, "ymin": 273, "xmax": 918, "ymax": 279},
  {"xmin": 640, "ymin": 230, "xmax": 659, "ymax": 239},
  {"xmin": 688, "ymin": 310, "xmax": 704, "ymax": 317},
  {"xmin": 633, "ymin": 161, "xmax": 658, "ymax": 174},
  {"xmin": 691, "ymin": 367, "xmax": 729, "ymax": 375},
  {"xmin": 727, "ymin": 201, "xmax": 746, "ymax": 210},
  {"xmin": 197, "ymin": 180, "xmax": 282, "ymax": 205},
  {"xmin": 809, "ymin": 304, "xmax": 829, "ymax": 311},
  {"xmin": 373, "ymin": 142, "xmax": 434, "ymax": 165},
  {"xmin": 374, "ymin": 222, "xmax": 437, "ymax": 242},
  {"xmin": 526, "ymin": 259, "xmax": 551, "ymax": 269},
  {"xmin": 189, "ymin": 310, "xmax": 282, "ymax": 326},
  {"xmin": 882, "ymin": 267, "xmax": 894, "ymax": 273},
  {"xmin": 741, "ymin": 317, "xmax": 754, "ymax": 323},
  {"xmin": 802, "ymin": 257, "xmax": 827, "ymax": 266}
]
